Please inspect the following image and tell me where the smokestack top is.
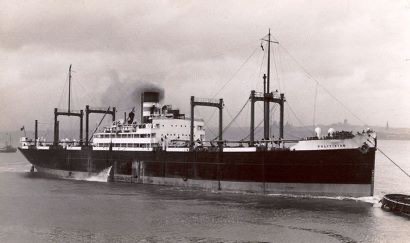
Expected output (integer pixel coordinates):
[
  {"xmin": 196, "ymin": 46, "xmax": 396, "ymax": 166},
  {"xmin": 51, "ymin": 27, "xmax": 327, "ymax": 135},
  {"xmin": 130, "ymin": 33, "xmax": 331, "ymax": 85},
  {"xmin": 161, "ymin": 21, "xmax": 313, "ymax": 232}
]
[{"xmin": 142, "ymin": 92, "xmax": 160, "ymax": 103}]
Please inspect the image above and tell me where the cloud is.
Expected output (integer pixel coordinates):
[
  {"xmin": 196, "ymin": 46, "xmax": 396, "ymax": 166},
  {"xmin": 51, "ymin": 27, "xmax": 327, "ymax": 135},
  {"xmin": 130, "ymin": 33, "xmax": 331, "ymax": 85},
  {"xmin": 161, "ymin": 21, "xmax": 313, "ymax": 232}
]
[{"xmin": 0, "ymin": 0, "xmax": 409, "ymax": 133}]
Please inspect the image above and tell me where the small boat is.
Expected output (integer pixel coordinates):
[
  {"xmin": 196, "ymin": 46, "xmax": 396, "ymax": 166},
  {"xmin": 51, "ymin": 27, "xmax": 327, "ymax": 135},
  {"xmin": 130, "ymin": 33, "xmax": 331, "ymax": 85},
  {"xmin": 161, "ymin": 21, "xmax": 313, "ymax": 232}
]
[
  {"xmin": 0, "ymin": 134, "xmax": 17, "ymax": 153},
  {"xmin": 381, "ymin": 194, "xmax": 410, "ymax": 216},
  {"xmin": 0, "ymin": 145, "xmax": 17, "ymax": 153}
]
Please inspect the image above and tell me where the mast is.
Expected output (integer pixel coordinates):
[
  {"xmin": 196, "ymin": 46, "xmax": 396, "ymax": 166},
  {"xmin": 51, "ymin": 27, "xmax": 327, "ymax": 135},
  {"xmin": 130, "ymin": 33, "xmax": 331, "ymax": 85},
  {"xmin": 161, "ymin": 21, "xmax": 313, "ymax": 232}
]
[
  {"xmin": 264, "ymin": 29, "xmax": 271, "ymax": 140},
  {"xmin": 261, "ymin": 29, "xmax": 279, "ymax": 140},
  {"xmin": 267, "ymin": 29, "xmax": 271, "ymax": 94},
  {"xmin": 68, "ymin": 64, "xmax": 72, "ymax": 113},
  {"xmin": 249, "ymin": 31, "xmax": 284, "ymax": 145}
]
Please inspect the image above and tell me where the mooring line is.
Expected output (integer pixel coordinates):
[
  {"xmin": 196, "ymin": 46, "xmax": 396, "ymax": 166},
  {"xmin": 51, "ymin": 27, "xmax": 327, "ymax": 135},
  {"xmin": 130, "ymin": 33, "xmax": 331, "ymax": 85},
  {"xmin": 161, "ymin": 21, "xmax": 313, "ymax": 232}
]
[{"xmin": 376, "ymin": 146, "xmax": 410, "ymax": 179}]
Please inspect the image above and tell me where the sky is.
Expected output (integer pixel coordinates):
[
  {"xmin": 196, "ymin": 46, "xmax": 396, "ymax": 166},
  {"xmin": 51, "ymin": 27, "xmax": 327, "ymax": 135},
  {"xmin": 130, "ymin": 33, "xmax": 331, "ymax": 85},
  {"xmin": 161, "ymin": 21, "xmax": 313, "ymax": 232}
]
[{"xmin": 1, "ymin": 0, "xmax": 409, "ymax": 136}]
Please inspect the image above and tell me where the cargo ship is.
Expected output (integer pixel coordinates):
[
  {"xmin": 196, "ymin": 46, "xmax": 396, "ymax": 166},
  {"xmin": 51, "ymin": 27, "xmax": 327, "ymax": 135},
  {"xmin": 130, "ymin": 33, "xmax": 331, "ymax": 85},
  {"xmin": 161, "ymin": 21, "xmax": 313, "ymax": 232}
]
[{"xmin": 19, "ymin": 31, "xmax": 377, "ymax": 197}]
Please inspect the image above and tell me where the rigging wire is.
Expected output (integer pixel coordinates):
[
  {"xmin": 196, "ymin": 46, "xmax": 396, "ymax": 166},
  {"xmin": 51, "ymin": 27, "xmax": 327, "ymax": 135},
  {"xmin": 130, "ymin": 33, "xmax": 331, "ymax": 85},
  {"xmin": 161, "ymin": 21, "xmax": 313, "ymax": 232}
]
[
  {"xmin": 285, "ymin": 102, "xmax": 305, "ymax": 127},
  {"xmin": 241, "ymin": 104, "xmax": 277, "ymax": 140},
  {"xmin": 312, "ymin": 83, "xmax": 319, "ymax": 129},
  {"xmin": 254, "ymin": 43, "xmax": 266, "ymax": 90},
  {"xmin": 56, "ymin": 71, "xmax": 69, "ymax": 109},
  {"xmin": 42, "ymin": 69, "xmax": 71, "ymax": 140},
  {"xmin": 365, "ymin": 139, "xmax": 410, "ymax": 180},
  {"xmin": 269, "ymin": 104, "xmax": 277, "ymax": 136},
  {"xmin": 201, "ymin": 45, "xmax": 259, "ymax": 132},
  {"xmin": 270, "ymin": 34, "xmax": 410, "ymax": 178},
  {"xmin": 196, "ymin": 108, "xmax": 217, "ymax": 139},
  {"xmin": 242, "ymin": 117, "xmax": 263, "ymax": 140},
  {"xmin": 212, "ymin": 99, "xmax": 250, "ymax": 140},
  {"xmin": 376, "ymin": 147, "xmax": 410, "ymax": 179},
  {"xmin": 89, "ymin": 107, "xmax": 111, "ymax": 142},
  {"xmin": 204, "ymin": 108, "xmax": 217, "ymax": 128},
  {"xmin": 277, "ymin": 44, "xmax": 366, "ymax": 125},
  {"xmin": 272, "ymin": 45, "xmax": 281, "ymax": 92},
  {"xmin": 226, "ymin": 105, "xmax": 249, "ymax": 133},
  {"xmin": 212, "ymin": 45, "xmax": 259, "ymax": 99}
]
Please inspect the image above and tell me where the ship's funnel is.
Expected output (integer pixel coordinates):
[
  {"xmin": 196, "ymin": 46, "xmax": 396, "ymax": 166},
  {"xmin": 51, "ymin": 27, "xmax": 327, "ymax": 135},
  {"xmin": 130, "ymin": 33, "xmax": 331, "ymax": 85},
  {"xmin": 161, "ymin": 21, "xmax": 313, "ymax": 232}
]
[
  {"xmin": 315, "ymin": 127, "xmax": 321, "ymax": 138},
  {"xmin": 141, "ymin": 92, "xmax": 160, "ymax": 123}
]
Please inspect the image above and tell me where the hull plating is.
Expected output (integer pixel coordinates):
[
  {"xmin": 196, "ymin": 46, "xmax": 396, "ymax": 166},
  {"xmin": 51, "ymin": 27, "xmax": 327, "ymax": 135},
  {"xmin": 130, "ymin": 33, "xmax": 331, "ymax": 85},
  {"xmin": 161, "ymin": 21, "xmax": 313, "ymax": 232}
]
[{"xmin": 19, "ymin": 147, "xmax": 375, "ymax": 196}]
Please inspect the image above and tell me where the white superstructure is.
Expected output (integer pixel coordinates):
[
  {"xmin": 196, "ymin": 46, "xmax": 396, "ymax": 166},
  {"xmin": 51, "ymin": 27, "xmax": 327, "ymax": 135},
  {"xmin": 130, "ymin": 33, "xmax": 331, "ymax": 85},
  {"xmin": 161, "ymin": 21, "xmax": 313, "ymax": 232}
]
[
  {"xmin": 290, "ymin": 129, "xmax": 377, "ymax": 151},
  {"xmin": 92, "ymin": 91, "xmax": 205, "ymax": 151},
  {"xmin": 92, "ymin": 118, "xmax": 204, "ymax": 151}
]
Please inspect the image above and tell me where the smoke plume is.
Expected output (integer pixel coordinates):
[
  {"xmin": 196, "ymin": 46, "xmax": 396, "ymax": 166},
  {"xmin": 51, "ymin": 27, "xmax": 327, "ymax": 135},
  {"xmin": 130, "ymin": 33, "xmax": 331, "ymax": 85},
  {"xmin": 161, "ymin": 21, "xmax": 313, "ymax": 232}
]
[{"xmin": 99, "ymin": 70, "xmax": 165, "ymax": 120}]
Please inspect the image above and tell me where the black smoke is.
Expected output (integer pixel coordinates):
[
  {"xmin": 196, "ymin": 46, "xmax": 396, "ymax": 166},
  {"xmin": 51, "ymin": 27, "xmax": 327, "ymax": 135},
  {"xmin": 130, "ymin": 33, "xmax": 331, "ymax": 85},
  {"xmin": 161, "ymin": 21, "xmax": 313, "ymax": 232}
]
[{"xmin": 99, "ymin": 70, "xmax": 165, "ymax": 121}]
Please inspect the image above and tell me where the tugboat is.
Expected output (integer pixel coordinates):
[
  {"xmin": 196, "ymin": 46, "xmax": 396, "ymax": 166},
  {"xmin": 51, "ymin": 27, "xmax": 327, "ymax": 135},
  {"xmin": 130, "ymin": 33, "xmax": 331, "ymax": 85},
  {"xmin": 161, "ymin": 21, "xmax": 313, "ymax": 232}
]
[{"xmin": 18, "ymin": 31, "xmax": 377, "ymax": 197}]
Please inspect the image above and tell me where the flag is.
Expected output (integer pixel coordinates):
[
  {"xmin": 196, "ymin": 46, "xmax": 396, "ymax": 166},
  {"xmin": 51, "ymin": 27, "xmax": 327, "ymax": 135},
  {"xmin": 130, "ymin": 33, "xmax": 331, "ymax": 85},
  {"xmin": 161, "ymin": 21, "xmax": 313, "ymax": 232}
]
[{"xmin": 20, "ymin": 126, "xmax": 25, "ymax": 131}]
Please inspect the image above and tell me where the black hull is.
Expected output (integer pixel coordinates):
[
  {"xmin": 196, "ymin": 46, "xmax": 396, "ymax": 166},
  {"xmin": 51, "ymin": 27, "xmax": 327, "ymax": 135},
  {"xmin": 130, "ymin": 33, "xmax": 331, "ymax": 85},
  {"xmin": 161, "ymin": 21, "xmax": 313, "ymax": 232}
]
[{"xmin": 19, "ymin": 147, "xmax": 375, "ymax": 185}]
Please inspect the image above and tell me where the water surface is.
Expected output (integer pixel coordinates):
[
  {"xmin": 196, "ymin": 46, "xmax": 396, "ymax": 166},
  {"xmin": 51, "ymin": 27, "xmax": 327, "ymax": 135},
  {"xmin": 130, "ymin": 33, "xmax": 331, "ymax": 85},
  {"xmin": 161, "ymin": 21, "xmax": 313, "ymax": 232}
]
[{"xmin": 0, "ymin": 140, "xmax": 409, "ymax": 242}]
